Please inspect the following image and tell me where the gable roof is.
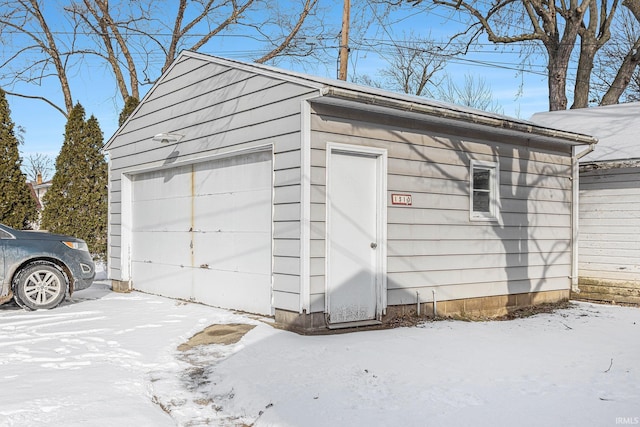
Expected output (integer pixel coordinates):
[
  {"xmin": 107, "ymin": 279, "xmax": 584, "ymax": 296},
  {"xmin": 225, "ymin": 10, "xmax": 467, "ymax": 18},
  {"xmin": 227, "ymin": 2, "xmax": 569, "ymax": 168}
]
[
  {"xmin": 530, "ymin": 102, "xmax": 640, "ymax": 163},
  {"xmin": 105, "ymin": 51, "xmax": 596, "ymax": 150}
]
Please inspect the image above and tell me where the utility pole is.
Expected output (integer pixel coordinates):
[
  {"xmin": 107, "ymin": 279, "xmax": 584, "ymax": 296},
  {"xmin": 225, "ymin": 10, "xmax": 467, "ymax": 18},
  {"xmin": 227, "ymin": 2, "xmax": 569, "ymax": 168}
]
[{"xmin": 338, "ymin": 0, "xmax": 350, "ymax": 81}]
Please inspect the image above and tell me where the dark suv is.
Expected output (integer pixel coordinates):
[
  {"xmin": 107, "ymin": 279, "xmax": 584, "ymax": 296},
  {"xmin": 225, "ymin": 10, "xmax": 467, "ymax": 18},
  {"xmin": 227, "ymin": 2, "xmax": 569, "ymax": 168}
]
[{"xmin": 0, "ymin": 223, "xmax": 95, "ymax": 310}]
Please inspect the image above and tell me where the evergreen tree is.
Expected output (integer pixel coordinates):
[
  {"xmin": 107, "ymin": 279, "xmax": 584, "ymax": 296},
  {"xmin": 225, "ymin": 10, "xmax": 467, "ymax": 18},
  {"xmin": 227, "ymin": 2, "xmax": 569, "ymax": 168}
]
[
  {"xmin": 42, "ymin": 103, "xmax": 108, "ymax": 259},
  {"xmin": 118, "ymin": 96, "xmax": 139, "ymax": 127},
  {"xmin": 0, "ymin": 89, "xmax": 37, "ymax": 229}
]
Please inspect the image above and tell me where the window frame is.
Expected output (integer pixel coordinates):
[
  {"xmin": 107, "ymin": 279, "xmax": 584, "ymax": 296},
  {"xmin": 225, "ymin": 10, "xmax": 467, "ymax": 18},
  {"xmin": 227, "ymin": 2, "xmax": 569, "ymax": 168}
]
[
  {"xmin": 469, "ymin": 159, "xmax": 500, "ymax": 222},
  {"xmin": 0, "ymin": 227, "xmax": 14, "ymax": 239}
]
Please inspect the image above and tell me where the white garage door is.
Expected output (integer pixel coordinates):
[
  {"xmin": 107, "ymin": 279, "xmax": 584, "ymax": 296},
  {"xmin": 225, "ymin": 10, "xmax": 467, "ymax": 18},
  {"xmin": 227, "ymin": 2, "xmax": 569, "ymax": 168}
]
[{"xmin": 130, "ymin": 150, "xmax": 273, "ymax": 315}]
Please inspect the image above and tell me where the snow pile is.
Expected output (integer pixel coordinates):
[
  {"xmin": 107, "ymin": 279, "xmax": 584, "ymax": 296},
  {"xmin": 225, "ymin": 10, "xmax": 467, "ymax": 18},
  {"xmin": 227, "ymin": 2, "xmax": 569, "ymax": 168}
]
[{"xmin": 1, "ymin": 281, "xmax": 639, "ymax": 426}]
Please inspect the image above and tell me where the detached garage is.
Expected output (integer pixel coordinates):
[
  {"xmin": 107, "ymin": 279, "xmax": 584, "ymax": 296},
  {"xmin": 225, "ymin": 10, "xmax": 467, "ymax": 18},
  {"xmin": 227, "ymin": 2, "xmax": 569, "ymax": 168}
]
[{"xmin": 104, "ymin": 51, "xmax": 596, "ymax": 332}]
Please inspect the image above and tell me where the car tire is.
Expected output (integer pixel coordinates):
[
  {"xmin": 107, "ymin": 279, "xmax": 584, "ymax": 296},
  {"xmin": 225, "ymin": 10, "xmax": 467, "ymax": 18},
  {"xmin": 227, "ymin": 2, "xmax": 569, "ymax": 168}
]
[{"xmin": 14, "ymin": 263, "xmax": 67, "ymax": 310}]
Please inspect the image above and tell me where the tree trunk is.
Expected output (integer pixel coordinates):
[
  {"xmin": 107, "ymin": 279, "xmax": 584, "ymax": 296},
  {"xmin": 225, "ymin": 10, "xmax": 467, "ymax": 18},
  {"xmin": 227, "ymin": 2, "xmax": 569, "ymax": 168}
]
[
  {"xmin": 545, "ymin": 1, "xmax": 587, "ymax": 111},
  {"xmin": 573, "ymin": 0, "xmax": 617, "ymax": 108},
  {"xmin": 29, "ymin": 0, "xmax": 73, "ymax": 114},
  {"xmin": 548, "ymin": 57, "xmax": 569, "ymax": 110},
  {"xmin": 572, "ymin": 40, "xmax": 597, "ymax": 108},
  {"xmin": 623, "ymin": 0, "xmax": 640, "ymax": 21},
  {"xmin": 600, "ymin": 46, "xmax": 640, "ymax": 104},
  {"xmin": 94, "ymin": 0, "xmax": 140, "ymax": 100},
  {"xmin": 81, "ymin": 0, "xmax": 130, "ymax": 101}
]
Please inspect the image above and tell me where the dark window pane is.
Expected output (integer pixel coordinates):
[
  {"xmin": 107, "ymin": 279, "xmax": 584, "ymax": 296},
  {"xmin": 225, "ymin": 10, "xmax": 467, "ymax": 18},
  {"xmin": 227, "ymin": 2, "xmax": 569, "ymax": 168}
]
[
  {"xmin": 473, "ymin": 191, "xmax": 490, "ymax": 212},
  {"xmin": 473, "ymin": 169, "xmax": 490, "ymax": 190}
]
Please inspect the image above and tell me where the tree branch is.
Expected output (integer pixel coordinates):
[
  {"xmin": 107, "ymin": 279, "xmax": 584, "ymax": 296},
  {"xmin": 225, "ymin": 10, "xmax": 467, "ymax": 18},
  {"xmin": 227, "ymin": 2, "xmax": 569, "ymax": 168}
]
[
  {"xmin": 255, "ymin": 0, "xmax": 318, "ymax": 63},
  {"xmin": 3, "ymin": 91, "xmax": 68, "ymax": 117}
]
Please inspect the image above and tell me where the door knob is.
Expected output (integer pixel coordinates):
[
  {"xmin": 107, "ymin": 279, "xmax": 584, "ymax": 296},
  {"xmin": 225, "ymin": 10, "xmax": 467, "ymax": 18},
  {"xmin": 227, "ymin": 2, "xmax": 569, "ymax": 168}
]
[{"xmin": 370, "ymin": 242, "xmax": 377, "ymax": 249}]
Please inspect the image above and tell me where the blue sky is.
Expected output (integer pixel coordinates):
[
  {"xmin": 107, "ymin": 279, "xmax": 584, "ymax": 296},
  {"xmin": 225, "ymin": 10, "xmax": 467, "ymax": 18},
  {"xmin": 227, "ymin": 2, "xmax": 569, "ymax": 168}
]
[{"xmin": 5, "ymin": 1, "xmax": 552, "ymax": 163}]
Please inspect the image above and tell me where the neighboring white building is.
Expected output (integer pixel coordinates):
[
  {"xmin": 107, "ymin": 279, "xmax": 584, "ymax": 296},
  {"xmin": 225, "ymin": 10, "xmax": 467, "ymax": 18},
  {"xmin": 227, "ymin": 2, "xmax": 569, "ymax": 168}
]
[
  {"xmin": 104, "ymin": 51, "xmax": 595, "ymax": 332},
  {"xmin": 532, "ymin": 103, "xmax": 640, "ymax": 305},
  {"xmin": 30, "ymin": 173, "xmax": 52, "ymax": 207},
  {"xmin": 27, "ymin": 173, "xmax": 52, "ymax": 230}
]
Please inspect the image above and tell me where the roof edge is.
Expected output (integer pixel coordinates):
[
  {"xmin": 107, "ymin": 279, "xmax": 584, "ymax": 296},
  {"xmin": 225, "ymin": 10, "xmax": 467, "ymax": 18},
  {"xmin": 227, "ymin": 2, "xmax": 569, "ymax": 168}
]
[
  {"xmin": 182, "ymin": 50, "xmax": 328, "ymax": 91},
  {"xmin": 321, "ymin": 87, "xmax": 597, "ymax": 146},
  {"xmin": 104, "ymin": 50, "xmax": 597, "ymax": 150}
]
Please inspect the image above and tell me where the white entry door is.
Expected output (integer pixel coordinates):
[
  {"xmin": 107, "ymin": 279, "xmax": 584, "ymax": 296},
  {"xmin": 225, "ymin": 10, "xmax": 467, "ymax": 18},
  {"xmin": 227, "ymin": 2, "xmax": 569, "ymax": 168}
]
[{"xmin": 326, "ymin": 145, "xmax": 386, "ymax": 325}]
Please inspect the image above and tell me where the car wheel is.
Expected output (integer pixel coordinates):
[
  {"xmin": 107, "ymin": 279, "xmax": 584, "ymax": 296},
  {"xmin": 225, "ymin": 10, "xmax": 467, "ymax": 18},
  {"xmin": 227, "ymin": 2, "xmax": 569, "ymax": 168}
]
[{"xmin": 14, "ymin": 263, "xmax": 67, "ymax": 310}]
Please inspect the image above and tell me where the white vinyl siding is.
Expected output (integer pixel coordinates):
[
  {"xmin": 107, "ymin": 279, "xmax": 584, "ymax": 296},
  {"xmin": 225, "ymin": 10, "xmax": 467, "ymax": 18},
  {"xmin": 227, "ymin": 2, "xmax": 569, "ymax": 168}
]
[
  {"xmin": 308, "ymin": 103, "xmax": 573, "ymax": 311},
  {"xmin": 579, "ymin": 166, "xmax": 640, "ymax": 281}
]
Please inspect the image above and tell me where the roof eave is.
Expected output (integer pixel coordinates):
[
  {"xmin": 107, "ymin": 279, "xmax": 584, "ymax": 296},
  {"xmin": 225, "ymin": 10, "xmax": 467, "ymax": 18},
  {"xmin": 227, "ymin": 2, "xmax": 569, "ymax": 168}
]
[{"xmin": 318, "ymin": 87, "xmax": 598, "ymax": 147}]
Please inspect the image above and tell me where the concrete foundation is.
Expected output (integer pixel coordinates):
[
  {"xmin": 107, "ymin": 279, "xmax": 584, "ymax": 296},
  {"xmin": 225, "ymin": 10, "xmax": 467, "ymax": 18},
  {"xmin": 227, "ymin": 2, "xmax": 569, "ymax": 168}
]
[
  {"xmin": 275, "ymin": 289, "xmax": 570, "ymax": 334},
  {"xmin": 111, "ymin": 280, "xmax": 132, "ymax": 293},
  {"xmin": 574, "ymin": 277, "xmax": 640, "ymax": 305}
]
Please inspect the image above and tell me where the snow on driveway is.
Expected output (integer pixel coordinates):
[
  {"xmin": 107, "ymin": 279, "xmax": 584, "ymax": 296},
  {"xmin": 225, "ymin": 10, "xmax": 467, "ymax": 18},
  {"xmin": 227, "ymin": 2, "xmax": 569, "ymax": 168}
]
[
  {"xmin": 0, "ymin": 281, "xmax": 256, "ymax": 426},
  {"xmin": 1, "ymin": 280, "xmax": 639, "ymax": 427}
]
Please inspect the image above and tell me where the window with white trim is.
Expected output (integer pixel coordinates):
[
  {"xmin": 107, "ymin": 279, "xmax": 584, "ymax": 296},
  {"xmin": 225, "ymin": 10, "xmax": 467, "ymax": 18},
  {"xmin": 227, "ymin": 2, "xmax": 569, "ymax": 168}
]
[{"xmin": 470, "ymin": 160, "xmax": 499, "ymax": 221}]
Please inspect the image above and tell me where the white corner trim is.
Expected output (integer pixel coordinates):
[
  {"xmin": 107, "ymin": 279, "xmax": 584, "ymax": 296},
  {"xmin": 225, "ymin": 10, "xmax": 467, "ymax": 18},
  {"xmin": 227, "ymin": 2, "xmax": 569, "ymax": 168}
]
[
  {"xmin": 120, "ymin": 173, "xmax": 132, "ymax": 281},
  {"xmin": 300, "ymin": 100, "xmax": 312, "ymax": 314}
]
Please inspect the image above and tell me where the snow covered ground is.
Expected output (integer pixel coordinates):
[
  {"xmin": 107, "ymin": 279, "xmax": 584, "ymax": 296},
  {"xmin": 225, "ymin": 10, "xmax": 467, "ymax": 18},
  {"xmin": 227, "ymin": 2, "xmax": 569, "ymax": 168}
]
[{"xmin": 1, "ymin": 278, "xmax": 639, "ymax": 427}]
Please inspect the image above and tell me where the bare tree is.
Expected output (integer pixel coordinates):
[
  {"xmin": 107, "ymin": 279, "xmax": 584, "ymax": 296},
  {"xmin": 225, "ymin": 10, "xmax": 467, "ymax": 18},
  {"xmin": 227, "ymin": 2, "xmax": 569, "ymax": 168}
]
[
  {"xmin": 0, "ymin": 0, "xmax": 77, "ymax": 116},
  {"xmin": 437, "ymin": 74, "xmax": 504, "ymax": 113},
  {"xmin": 65, "ymin": 0, "xmax": 323, "ymax": 101},
  {"xmin": 350, "ymin": 74, "xmax": 386, "ymax": 88},
  {"xmin": 253, "ymin": 0, "xmax": 319, "ymax": 64},
  {"xmin": 3, "ymin": 0, "xmax": 326, "ymax": 117},
  {"xmin": 592, "ymin": 7, "xmax": 640, "ymax": 103},
  {"xmin": 409, "ymin": 0, "xmax": 590, "ymax": 111},
  {"xmin": 345, "ymin": 30, "xmax": 461, "ymax": 99},
  {"xmin": 377, "ymin": 33, "xmax": 454, "ymax": 97},
  {"xmin": 410, "ymin": 0, "xmax": 640, "ymax": 110},
  {"xmin": 23, "ymin": 153, "xmax": 54, "ymax": 182},
  {"xmin": 66, "ymin": 0, "xmax": 144, "ymax": 101},
  {"xmin": 599, "ymin": 0, "xmax": 640, "ymax": 104},
  {"xmin": 154, "ymin": 0, "xmax": 258, "ymax": 74}
]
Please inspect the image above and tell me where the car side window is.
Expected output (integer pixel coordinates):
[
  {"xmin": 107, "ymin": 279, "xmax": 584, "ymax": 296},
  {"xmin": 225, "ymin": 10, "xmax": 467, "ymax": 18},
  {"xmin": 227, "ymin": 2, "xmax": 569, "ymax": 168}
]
[{"xmin": 0, "ymin": 229, "xmax": 12, "ymax": 239}]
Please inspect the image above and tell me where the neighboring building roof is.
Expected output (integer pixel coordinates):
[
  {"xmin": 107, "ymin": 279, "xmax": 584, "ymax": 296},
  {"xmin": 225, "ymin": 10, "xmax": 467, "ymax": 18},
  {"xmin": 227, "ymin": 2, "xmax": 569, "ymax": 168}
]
[
  {"xmin": 530, "ymin": 102, "xmax": 640, "ymax": 163},
  {"xmin": 105, "ymin": 51, "xmax": 596, "ymax": 150}
]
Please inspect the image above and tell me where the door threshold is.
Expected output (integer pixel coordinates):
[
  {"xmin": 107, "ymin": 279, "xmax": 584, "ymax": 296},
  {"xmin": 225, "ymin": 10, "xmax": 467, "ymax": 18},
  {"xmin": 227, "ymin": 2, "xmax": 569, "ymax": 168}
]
[{"xmin": 327, "ymin": 319, "xmax": 382, "ymax": 330}]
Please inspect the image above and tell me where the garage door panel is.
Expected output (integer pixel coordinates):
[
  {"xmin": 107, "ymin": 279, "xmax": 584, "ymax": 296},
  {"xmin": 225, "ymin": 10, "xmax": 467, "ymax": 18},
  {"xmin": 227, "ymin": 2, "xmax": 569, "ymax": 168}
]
[
  {"xmin": 132, "ymin": 262, "xmax": 192, "ymax": 300},
  {"xmin": 193, "ymin": 232, "xmax": 271, "ymax": 275},
  {"xmin": 132, "ymin": 231, "xmax": 192, "ymax": 266},
  {"xmin": 195, "ymin": 190, "xmax": 272, "ymax": 232},
  {"xmin": 133, "ymin": 165, "xmax": 191, "ymax": 201},
  {"xmin": 191, "ymin": 269, "xmax": 272, "ymax": 315},
  {"xmin": 132, "ymin": 198, "xmax": 192, "ymax": 232},
  {"xmin": 194, "ymin": 151, "xmax": 272, "ymax": 194}
]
